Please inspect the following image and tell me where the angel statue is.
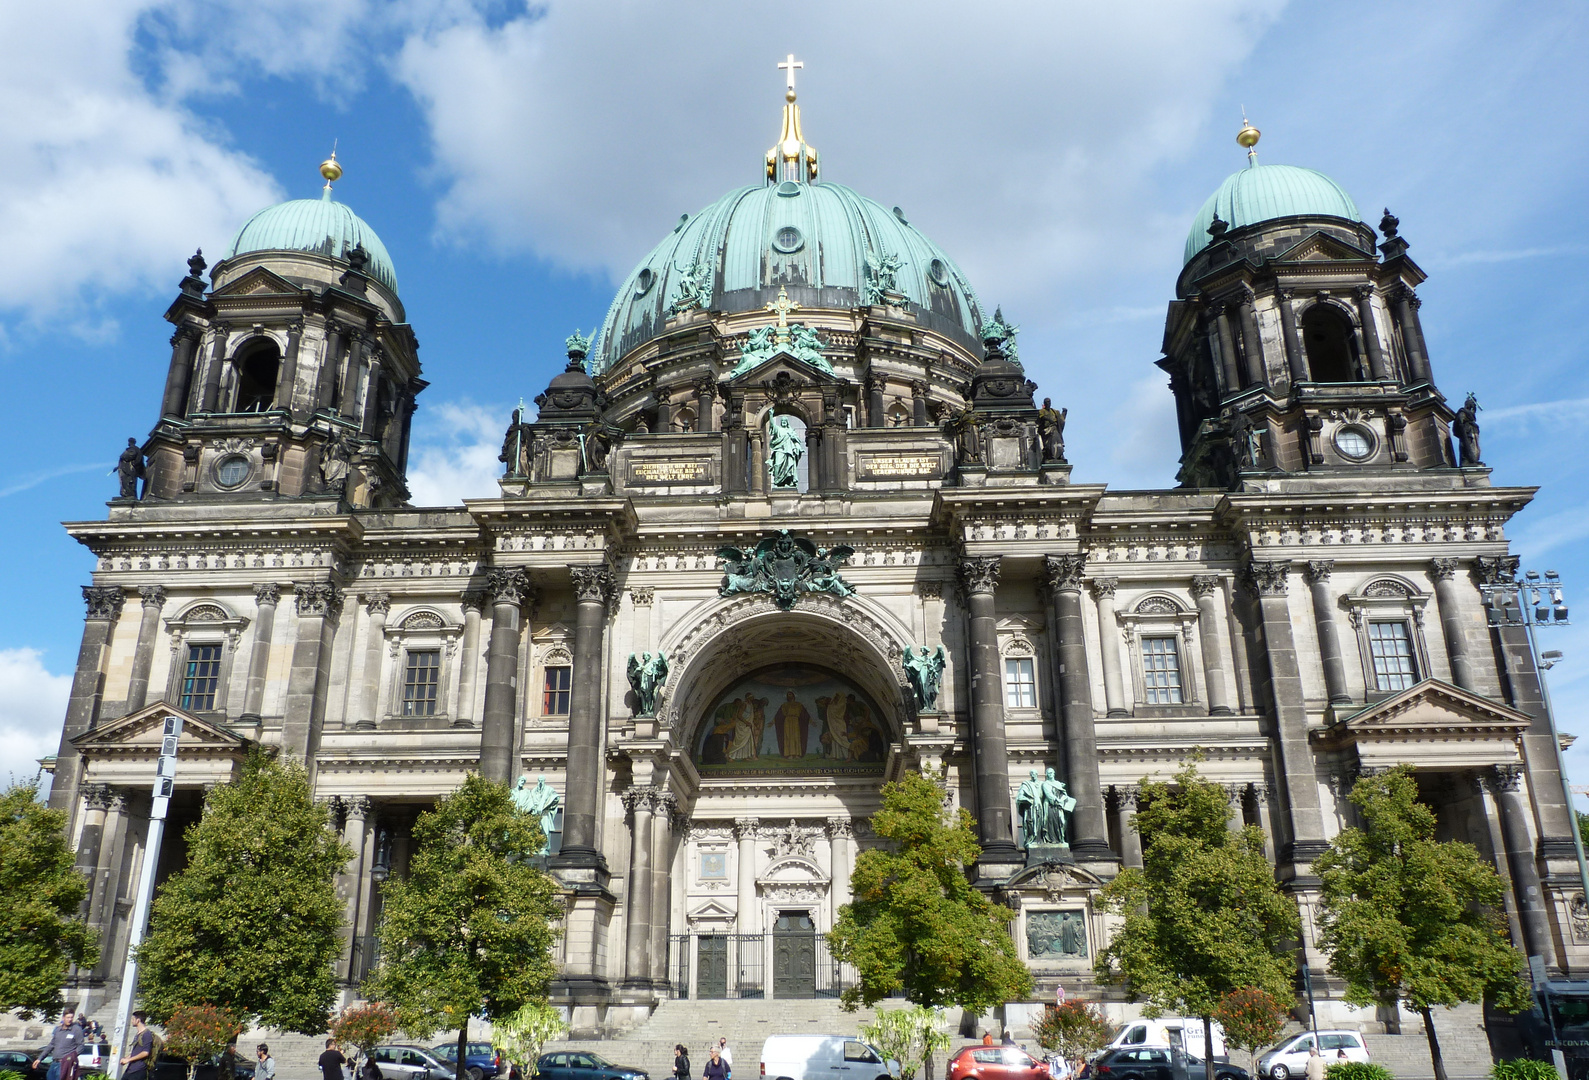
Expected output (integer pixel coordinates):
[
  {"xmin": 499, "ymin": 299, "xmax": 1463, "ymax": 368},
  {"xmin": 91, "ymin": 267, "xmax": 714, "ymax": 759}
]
[
  {"xmin": 512, "ymin": 775, "xmax": 561, "ymax": 855},
  {"xmin": 626, "ymin": 650, "xmax": 670, "ymax": 716},
  {"xmin": 902, "ymin": 645, "xmax": 947, "ymax": 712}
]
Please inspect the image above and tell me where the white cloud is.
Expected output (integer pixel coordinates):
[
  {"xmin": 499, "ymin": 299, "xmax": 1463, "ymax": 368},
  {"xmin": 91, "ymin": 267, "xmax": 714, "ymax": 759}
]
[
  {"xmin": 406, "ymin": 399, "xmax": 512, "ymax": 506},
  {"xmin": 0, "ymin": 648, "xmax": 71, "ymax": 789}
]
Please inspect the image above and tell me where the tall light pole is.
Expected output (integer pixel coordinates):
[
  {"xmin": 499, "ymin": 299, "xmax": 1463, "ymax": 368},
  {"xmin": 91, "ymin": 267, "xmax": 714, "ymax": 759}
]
[{"xmin": 108, "ymin": 715, "xmax": 182, "ymax": 1080}]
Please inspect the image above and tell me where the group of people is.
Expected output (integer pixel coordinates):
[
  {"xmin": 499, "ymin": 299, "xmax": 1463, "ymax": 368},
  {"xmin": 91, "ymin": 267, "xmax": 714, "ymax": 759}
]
[{"xmin": 674, "ymin": 1038, "xmax": 734, "ymax": 1080}]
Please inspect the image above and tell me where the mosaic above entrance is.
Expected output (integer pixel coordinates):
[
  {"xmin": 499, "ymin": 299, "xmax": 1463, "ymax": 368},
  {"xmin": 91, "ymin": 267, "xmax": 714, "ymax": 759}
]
[{"xmin": 696, "ymin": 663, "xmax": 887, "ymax": 775}]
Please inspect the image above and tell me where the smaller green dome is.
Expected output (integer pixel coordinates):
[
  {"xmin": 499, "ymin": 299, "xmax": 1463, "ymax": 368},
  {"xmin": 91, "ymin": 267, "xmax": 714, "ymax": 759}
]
[
  {"xmin": 1185, "ymin": 163, "xmax": 1361, "ymax": 264},
  {"xmin": 225, "ymin": 192, "xmax": 398, "ymax": 295}
]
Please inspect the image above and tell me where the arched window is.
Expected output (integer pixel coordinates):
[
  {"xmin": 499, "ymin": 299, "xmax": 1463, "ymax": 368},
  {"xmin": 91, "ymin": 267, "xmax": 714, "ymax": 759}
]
[
  {"xmin": 675, "ymin": 406, "xmax": 698, "ymax": 433},
  {"xmin": 233, "ymin": 340, "xmax": 282, "ymax": 412},
  {"xmin": 1301, "ymin": 304, "xmax": 1360, "ymax": 383}
]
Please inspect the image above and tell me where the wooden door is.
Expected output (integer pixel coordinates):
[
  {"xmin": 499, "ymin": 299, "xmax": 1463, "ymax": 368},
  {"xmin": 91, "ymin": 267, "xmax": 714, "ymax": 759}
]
[
  {"xmin": 772, "ymin": 912, "xmax": 816, "ymax": 998},
  {"xmin": 697, "ymin": 935, "xmax": 728, "ymax": 998}
]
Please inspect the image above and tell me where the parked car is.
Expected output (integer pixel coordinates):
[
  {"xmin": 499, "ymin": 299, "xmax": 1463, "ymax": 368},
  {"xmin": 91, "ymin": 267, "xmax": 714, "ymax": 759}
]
[
  {"xmin": 149, "ymin": 1052, "xmax": 222, "ymax": 1080},
  {"xmin": 945, "ymin": 1046, "xmax": 1050, "ymax": 1080},
  {"xmin": 0, "ymin": 1049, "xmax": 48, "ymax": 1080},
  {"xmin": 1257, "ymin": 1033, "xmax": 1369, "ymax": 1080},
  {"xmin": 373, "ymin": 1045, "xmax": 455, "ymax": 1080},
  {"xmin": 1104, "ymin": 1019, "xmax": 1227, "ymax": 1060},
  {"xmin": 1080, "ymin": 1050, "xmax": 1246, "ymax": 1080},
  {"xmin": 533, "ymin": 1052, "xmax": 647, "ymax": 1080},
  {"xmin": 760, "ymin": 1035, "xmax": 897, "ymax": 1080},
  {"xmin": 430, "ymin": 1043, "xmax": 499, "ymax": 1080}
]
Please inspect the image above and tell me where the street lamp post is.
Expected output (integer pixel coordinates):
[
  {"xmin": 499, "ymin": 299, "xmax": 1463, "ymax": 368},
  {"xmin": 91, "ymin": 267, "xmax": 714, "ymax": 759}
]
[{"xmin": 108, "ymin": 715, "xmax": 182, "ymax": 1080}]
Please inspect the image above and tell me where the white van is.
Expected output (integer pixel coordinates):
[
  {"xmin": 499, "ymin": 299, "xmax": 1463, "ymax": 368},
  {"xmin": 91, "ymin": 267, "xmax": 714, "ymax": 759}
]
[
  {"xmin": 1257, "ymin": 1031, "xmax": 1370, "ymax": 1080},
  {"xmin": 1106, "ymin": 1018, "xmax": 1227, "ymax": 1060},
  {"xmin": 759, "ymin": 1035, "xmax": 899, "ymax": 1080}
]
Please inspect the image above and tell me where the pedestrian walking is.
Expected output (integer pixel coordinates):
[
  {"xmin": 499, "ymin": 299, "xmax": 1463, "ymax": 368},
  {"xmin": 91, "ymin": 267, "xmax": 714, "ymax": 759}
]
[
  {"xmin": 703, "ymin": 1047, "xmax": 728, "ymax": 1080},
  {"xmin": 674, "ymin": 1046, "xmax": 690, "ymax": 1080},
  {"xmin": 34, "ymin": 1009, "xmax": 83, "ymax": 1080},
  {"xmin": 120, "ymin": 1014, "xmax": 154, "ymax": 1080},
  {"xmin": 319, "ymin": 1039, "xmax": 348, "ymax": 1080},
  {"xmin": 1303, "ymin": 1048, "xmax": 1324, "ymax": 1080},
  {"xmin": 255, "ymin": 1044, "xmax": 277, "ymax": 1080}
]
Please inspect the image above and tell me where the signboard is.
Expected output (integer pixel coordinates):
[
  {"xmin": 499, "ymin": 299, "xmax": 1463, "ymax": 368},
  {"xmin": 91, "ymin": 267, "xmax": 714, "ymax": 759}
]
[
  {"xmin": 856, "ymin": 452, "xmax": 943, "ymax": 480},
  {"xmin": 629, "ymin": 460, "xmax": 713, "ymax": 484}
]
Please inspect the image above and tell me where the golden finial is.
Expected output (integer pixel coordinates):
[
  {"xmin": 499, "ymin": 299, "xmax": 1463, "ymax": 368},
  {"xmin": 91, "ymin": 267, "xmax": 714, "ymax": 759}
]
[
  {"xmin": 767, "ymin": 55, "xmax": 818, "ymax": 184},
  {"xmin": 319, "ymin": 141, "xmax": 342, "ymax": 194},
  {"xmin": 1237, "ymin": 109, "xmax": 1260, "ymax": 165}
]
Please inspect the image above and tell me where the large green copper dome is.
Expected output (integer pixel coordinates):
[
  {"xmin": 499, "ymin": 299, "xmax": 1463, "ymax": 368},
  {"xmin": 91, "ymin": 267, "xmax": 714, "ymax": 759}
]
[
  {"xmin": 1185, "ymin": 163, "xmax": 1361, "ymax": 264},
  {"xmin": 592, "ymin": 180, "xmax": 984, "ymax": 374},
  {"xmin": 224, "ymin": 191, "xmax": 399, "ymax": 295}
]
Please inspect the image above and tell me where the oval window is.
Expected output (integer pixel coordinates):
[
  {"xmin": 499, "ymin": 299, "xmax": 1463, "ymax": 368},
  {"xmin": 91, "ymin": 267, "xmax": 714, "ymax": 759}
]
[
  {"xmin": 892, "ymin": 206, "xmax": 909, "ymax": 224},
  {"xmin": 928, "ymin": 258, "xmax": 949, "ymax": 286},
  {"xmin": 1334, "ymin": 426, "xmax": 1373, "ymax": 460},
  {"xmin": 773, "ymin": 226, "xmax": 803, "ymax": 253},
  {"xmin": 776, "ymin": 180, "xmax": 801, "ymax": 197},
  {"xmin": 673, "ymin": 213, "xmax": 689, "ymax": 233},
  {"xmin": 635, "ymin": 267, "xmax": 655, "ymax": 296},
  {"xmin": 215, "ymin": 455, "xmax": 251, "ymax": 489}
]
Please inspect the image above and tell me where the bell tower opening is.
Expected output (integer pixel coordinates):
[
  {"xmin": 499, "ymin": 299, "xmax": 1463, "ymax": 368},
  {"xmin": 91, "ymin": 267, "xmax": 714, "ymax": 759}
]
[
  {"xmin": 1301, "ymin": 303, "xmax": 1360, "ymax": 383},
  {"xmin": 233, "ymin": 339, "xmax": 282, "ymax": 412}
]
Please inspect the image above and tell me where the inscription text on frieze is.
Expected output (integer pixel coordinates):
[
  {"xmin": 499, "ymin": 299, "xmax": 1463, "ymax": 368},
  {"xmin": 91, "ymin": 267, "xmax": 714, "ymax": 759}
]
[
  {"xmin": 858, "ymin": 452, "xmax": 942, "ymax": 479},
  {"xmin": 630, "ymin": 460, "xmax": 713, "ymax": 484}
]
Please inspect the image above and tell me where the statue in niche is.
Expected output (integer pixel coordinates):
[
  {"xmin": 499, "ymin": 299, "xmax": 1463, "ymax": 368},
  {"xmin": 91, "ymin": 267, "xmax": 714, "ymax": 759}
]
[
  {"xmin": 1038, "ymin": 398, "xmax": 1067, "ymax": 463},
  {"xmin": 117, "ymin": 438, "xmax": 145, "ymax": 499},
  {"xmin": 902, "ymin": 645, "xmax": 947, "ymax": 712},
  {"xmin": 1041, "ymin": 767, "xmax": 1077, "ymax": 845},
  {"xmin": 626, "ymin": 650, "xmax": 670, "ymax": 716},
  {"xmin": 581, "ymin": 424, "xmax": 612, "ymax": 474},
  {"xmin": 948, "ymin": 405, "xmax": 982, "ymax": 465},
  {"xmin": 511, "ymin": 775, "xmax": 561, "ymax": 855},
  {"xmin": 319, "ymin": 431, "xmax": 354, "ymax": 492},
  {"xmin": 1454, "ymin": 392, "xmax": 1483, "ymax": 466},
  {"xmin": 768, "ymin": 415, "xmax": 805, "ymax": 488}
]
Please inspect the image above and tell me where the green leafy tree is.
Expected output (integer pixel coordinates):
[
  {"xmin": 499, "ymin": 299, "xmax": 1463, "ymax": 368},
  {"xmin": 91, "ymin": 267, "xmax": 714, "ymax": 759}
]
[
  {"xmin": 829, "ymin": 772, "xmax": 1033, "ymax": 1012},
  {"xmin": 364, "ymin": 774, "xmax": 562, "ymax": 1080},
  {"xmin": 330, "ymin": 1002, "xmax": 399, "ymax": 1074},
  {"xmin": 0, "ymin": 778, "xmax": 98, "ymax": 1018},
  {"xmin": 162, "ymin": 1005, "xmax": 243, "ymax": 1080},
  {"xmin": 1314, "ymin": 765, "xmax": 1531, "ymax": 1080},
  {"xmin": 493, "ymin": 1002, "xmax": 569, "ymax": 1078},
  {"xmin": 1030, "ymin": 1001, "xmax": 1113, "ymax": 1062},
  {"xmin": 859, "ymin": 1006, "xmax": 952, "ymax": 1080},
  {"xmin": 136, "ymin": 751, "xmax": 352, "ymax": 1032},
  {"xmin": 1211, "ymin": 987, "xmax": 1288, "ymax": 1075},
  {"xmin": 1095, "ymin": 763, "xmax": 1298, "ymax": 1080},
  {"xmin": 1577, "ymin": 811, "xmax": 1589, "ymax": 853}
]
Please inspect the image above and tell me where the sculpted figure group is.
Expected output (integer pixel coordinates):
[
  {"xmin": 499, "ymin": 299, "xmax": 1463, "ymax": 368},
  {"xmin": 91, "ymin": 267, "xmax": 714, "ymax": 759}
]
[
  {"xmin": 625, "ymin": 650, "xmax": 670, "ymax": 716},
  {"xmin": 1016, "ymin": 767, "xmax": 1077, "ymax": 847}
]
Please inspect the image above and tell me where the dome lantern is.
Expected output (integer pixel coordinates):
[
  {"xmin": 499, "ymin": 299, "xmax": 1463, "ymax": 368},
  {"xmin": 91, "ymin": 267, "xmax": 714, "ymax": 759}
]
[{"xmin": 765, "ymin": 53, "xmax": 818, "ymax": 185}]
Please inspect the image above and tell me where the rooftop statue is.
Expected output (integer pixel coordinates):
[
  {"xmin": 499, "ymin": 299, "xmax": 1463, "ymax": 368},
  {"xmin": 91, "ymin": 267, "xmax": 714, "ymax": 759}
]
[
  {"xmin": 668, "ymin": 259, "xmax": 713, "ymax": 316},
  {"xmin": 979, "ymin": 306, "xmax": 1021, "ymax": 365},
  {"xmin": 117, "ymin": 438, "xmax": 145, "ymax": 500},
  {"xmin": 565, "ymin": 329, "xmax": 592, "ymax": 358},
  {"xmin": 731, "ymin": 322, "xmax": 833, "ymax": 376},
  {"xmin": 718, "ymin": 529, "xmax": 856, "ymax": 610},
  {"xmin": 862, "ymin": 250, "xmax": 904, "ymax": 305},
  {"xmin": 1455, "ymin": 392, "xmax": 1483, "ymax": 466}
]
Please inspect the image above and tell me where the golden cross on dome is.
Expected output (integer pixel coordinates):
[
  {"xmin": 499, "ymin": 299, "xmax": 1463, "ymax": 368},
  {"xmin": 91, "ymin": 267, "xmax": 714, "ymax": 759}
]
[
  {"xmin": 766, "ymin": 285, "xmax": 800, "ymax": 342},
  {"xmin": 778, "ymin": 53, "xmax": 803, "ymax": 94}
]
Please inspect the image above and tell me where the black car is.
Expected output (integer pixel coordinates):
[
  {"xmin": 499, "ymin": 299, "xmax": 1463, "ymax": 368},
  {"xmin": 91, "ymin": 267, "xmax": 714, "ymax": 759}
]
[
  {"xmin": 149, "ymin": 1051, "xmax": 223, "ymax": 1080},
  {"xmin": 534, "ymin": 1052, "xmax": 648, "ymax": 1080},
  {"xmin": 1084, "ymin": 1050, "xmax": 1248, "ymax": 1080},
  {"xmin": 0, "ymin": 1050, "xmax": 48, "ymax": 1080}
]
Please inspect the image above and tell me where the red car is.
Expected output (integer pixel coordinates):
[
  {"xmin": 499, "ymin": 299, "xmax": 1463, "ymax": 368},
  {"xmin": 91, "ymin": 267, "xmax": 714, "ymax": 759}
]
[{"xmin": 947, "ymin": 1047, "xmax": 1050, "ymax": 1080}]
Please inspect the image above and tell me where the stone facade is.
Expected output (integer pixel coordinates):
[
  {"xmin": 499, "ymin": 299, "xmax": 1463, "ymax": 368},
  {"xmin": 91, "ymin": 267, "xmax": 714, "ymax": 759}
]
[{"xmin": 44, "ymin": 117, "xmax": 1587, "ymax": 1040}]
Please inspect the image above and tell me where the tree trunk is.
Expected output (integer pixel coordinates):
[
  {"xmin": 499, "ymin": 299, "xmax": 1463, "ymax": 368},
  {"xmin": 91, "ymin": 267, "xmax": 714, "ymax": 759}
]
[
  {"xmin": 458, "ymin": 1020, "xmax": 470, "ymax": 1080},
  {"xmin": 1419, "ymin": 1006, "xmax": 1447, "ymax": 1080},
  {"xmin": 1202, "ymin": 1017, "xmax": 1216, "ymax": 1080}
]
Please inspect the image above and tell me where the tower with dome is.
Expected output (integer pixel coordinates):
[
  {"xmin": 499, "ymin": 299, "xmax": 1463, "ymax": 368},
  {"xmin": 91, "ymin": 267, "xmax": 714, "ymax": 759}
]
[{"xmin": 45, "ymin": 69, "xmax": 1582, "ymax": 1044}]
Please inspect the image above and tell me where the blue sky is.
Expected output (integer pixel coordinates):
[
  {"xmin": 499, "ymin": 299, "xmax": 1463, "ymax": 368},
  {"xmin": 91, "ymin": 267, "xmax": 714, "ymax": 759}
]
[{"xmin": 3, "ymin": 2, "xmax": 1588, "ymax": 795}]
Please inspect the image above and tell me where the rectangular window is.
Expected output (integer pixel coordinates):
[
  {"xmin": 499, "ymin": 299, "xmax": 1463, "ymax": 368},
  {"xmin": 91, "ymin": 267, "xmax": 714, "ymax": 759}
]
[
  {"xmin": 179, "ymin": 643, "xmax": 222, "ymax": 711},
  {"xmin": 1141, "ymin": 636, "xmax": 1184, "ymax": 704},
  {"xmin": 401, "ymin": 650, "xmax": 441, "ymax": 716},
  {"xmin": 1368, "ymin": 620, "xmax": 1418, "ymax": 691},
  {"xmin": 1004, "ymin": 657, "xmax": 1036, "ymax": 708},
  {"xmin": 542, "ymin": 665, "xmax": 572, "ymax": 715}
]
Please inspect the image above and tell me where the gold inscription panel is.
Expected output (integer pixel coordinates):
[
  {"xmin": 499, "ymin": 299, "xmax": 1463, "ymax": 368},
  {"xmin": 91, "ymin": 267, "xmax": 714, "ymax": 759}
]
[
  {"xmin": 629, "ymin": 460, "xmax": 713, "ymax": 484},
  {"xmin": 856, "ymin": 452, "xmax": 943, "ymax": 480}
]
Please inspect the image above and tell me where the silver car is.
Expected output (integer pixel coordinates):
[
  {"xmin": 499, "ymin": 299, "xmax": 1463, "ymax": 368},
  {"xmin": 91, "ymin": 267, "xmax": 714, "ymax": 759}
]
[{"xmin": 373, "ymin": 1045, "xmax": 456, "ymax": 1080}]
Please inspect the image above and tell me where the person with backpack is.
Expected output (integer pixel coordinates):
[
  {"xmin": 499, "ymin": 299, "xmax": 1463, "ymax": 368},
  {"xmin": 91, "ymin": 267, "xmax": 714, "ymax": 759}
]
[
  {"xmin": 120, "ymin": 1014, "xmax": 154, "ymax": 1080},
  {"xmin": 255, "ymin": 1044, "xmax": 276, "ymax": 1080}
]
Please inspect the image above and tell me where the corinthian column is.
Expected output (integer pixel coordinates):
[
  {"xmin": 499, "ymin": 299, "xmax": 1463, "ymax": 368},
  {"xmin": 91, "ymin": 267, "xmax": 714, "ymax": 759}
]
[
  {"xmin": 48, "ymin": 587, "xmax": 126, "ymax": 815},
  {"xmin": 1488, "ymin": 765, "xmax": 1554, "ymax": 966},
  {"xmin": 455, "ymin": 591, "xmax": 486, "ymax": 726},
  {"xmin": 1304, "ymin": 561, "xmax": 1352, "ymax": 705},
  {"xmin": 1090, "ymin": 578, "xmax": 1128, "ymax": 717},
  {"xmin": 480, "ymin": 569, "xmax": 532, "ymax": 784},
  {"xmin": 281, "ymin": 582, "xmax": 343, "ymax": 766},
  {"xmin": 240, "ymin": 584, "xmax": 281, "ymax": 722},
  {"xmin": 1355, "ymin": 286, "xmax": 1390, "ymax": 381},
  {"xmin": 622, "ymin": 787, "xmax": 657, "ymax": 988},
  {"xmin": 124, "ymin": 586, "xmax": 168, "ymax": 713},
  {"xmin": 735, "ymin": 817, "xmax": 759, "ymax": 936},
  {"xmin": 1042, "ymin": 555, "xmax": 1113, "ymax": 861},
  {"xmin": 354, "ymin": 594, "xmax": 391, "ymax": 730},
  {"xmin": 161, "ymin": 326, "xmax": 200, "ymax": 419},
  {"xmin": 1429, "ymin": 559, "xmax": 1476, "ymax": 692},
  {"xmin": 1190, "ymin": 576, "xmax": 1232, "ymax": 715},
  {"xmin": 555, "ymin": 565, "xmax": 614, "ymax": 872},
  {"xmin": 958, "ymin": 556, "xmax": 1018, "ymax": 864}
]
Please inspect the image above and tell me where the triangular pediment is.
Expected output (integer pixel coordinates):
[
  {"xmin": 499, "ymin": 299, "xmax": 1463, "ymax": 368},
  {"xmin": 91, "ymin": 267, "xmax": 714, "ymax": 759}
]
[
  {"xmin": 686, "ymin": 899, "xmax": 737, "ymax": 923},
  {"xmin": 1273, "ymin": 230, "xmax": 1377, "ymax": 264},
  {"xmin": 1313, "ymin": 678, "xmax": 1531, "ymax": 748},
  {"xmin": 726, "ymin": 352, "xmax": 832, "ymax": 386},
  {"xmin": 209, "ymin": 265, "xmax": 302, "ymax": 298},
  {"xmin": 73, "ymin": 702, "xmax": 252, "ymax": 756}
]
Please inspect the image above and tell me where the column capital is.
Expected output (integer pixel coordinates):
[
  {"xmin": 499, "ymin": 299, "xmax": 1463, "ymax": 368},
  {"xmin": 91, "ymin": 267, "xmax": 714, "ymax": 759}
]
[
  {"xmin": 486, "ymin": 567, "xmax": 534, "ymax": 606},
  {"xmin": 1088, "ymin": 577, "xmax": 1119, "ymax": 601},
  {"xmin": 364, "ymin": 592, "xmax": 392, "ymax": 617},
  {"xmin": 1190, "ymin": 574, "xmax": 1222, "ymax": 599},
  {"xmin": 825, "ymin": 817, "xmax": 854, "ymax": 840},
  {"xmin": 1245, "ymin": 559, "xmax": 1291, "ymax": 597},
  {"xmin": 1112, "ymin": 784, "xmax": 1140, "ymax": 808},
  {"xmin": 570, "ymin": 565, "xmax": 615, "ymax": 605},
  {"xmin": 1474, "ymin": 555, "xmax": 1520, "ymax": 586},
  {"xmin": 254, "ymin": 582, "xmax": 282, "ymax": 607},
  {"xmin": 1042, "ymin": 554, "xmax": 1087, "ymax": 595},
  {"xmin": 461, "ymin": 589, "xmax": 489, "ymax": 613},
  {"xmin": 82, "ymin": 586, "xmax": 126, "ymax": 621},
  {"xmin": 957, "ymin": 556, "xmax": 1001, "ymax": 597},
  {"xmin": 733, "ymin": 816, "xmax": 759, "ymax": 841},
  {"xmin": 1303, "ymin": 559, "xmax": 1334, "ymax": 585},
  {"xmin": 630, "ymin": 587, "xmax": 656, "ymax": 607},
  {"xmin": 1487, "ymin": 764, "xmax": 1525, "ymax": 793},
  {"xmin": 293, "ymin": 582, "xmax": 344, "ymax": 618},
  {"xmin": 622, "ymin": 786, "xmax": 658, "ymax": 815},
  {"xmin": 910, "ymin": 380, "xmax": 928, "ymax": 398},
  {"xmin": 137, "ymin": 585, "xmax": 168, "ymax": 610},
  {"xmin": 81, "ymin": 783, "xmax": 114, "ymax": 812},
  {"xmin": 1276, "ymin": 287, "xmax": 1295, "ymax": 303},
  {"xmin": 1429, "ymin": 558, "xmax": 1461, "ymax": 583},
  {"xmin": 1353, "ymin": 283, "xmax": 1376, "ymax": 300},
  {"xmin": 346, "ymin": 795, "xmax": 374, "ymax": 819},
  {"xmin": 653, "ymin": 789, "xmax": 678, "ymax": 817}
]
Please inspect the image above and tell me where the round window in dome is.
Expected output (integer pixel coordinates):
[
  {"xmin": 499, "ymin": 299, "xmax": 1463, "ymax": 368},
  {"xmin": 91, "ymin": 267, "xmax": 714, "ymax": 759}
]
[
  {"xmin": 928, "ymin": 258, "xmax": 949, "ymax": 287},
  {"xmin": 635, "ymin": 268, "xmax": 655, "ymax": 296},
  {"xmin": 1334, "ymin": 426, "xmax": 1373, "ymax": 461},
  {"xmin": 773, "ymin": 226, "xmax": 804, "ymax": 254},
  {"xmin": 215, "ymin": 454, "xmax": 252, "ymax": 489},
  {"xmin": 776, "ymin": 181, "xmax": 801, "ymax": 197}
]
